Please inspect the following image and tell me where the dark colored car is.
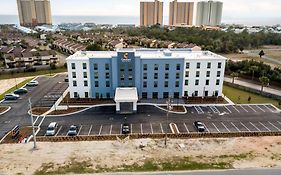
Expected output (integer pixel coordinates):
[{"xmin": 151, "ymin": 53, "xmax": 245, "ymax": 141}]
[
  {"xmin": 122, "ymin": 123, "xmax": 130, "ymax": 134},
  {"xmin": 14, "ymin": 88, "xmax": 28, "ymax": 95},
  {"xmin": 194, "ymin": 121, "xmax": 206, "ymax": 132}
]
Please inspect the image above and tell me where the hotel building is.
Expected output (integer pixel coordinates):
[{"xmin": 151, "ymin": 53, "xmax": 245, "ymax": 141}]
[
  {"xmin": 169, "ymin": 0, "xmax": 194, "ymax": 26},
  {"xmin": 66, "ymin": 49, "xmax": 226, "ymax": 113},
  {"xmin": 140, "ymin": 0, "xmax": 164, "ymax": 26},
  {"xmin": 196, "ymin": 0, "xmax": 223, "ymax": 26}
]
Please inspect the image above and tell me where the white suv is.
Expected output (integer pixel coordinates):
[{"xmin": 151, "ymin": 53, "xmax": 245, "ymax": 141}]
[{"xmin": 46, "ymin": 122, "xmax": 58, "ymax": 136}]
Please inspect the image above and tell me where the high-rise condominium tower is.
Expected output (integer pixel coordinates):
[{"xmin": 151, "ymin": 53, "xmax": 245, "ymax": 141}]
[
  {"xmin": 140, "ymin": 0, "xmax": 163, "ymax": 27},
  {"xmin": 17, "ymin": 0, "xmax": 52, "ymax": 27},
  {"xmin": 169, "ymin": 0, "xmax": 194, "ymax": 26},
  {"xmin": 196, "ymin": 0, "xmax": 223, "ymax": 26}
]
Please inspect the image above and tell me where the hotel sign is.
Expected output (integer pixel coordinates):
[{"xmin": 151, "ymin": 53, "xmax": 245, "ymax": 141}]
[{"xmin": 121, "ymin": 52, "xmax": 131, "ymax": 62}]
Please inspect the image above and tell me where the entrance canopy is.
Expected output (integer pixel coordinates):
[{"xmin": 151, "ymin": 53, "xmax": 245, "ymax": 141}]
[{"xmin": 114, "ymin": 87, "xmax": 138, "ymax": 113}]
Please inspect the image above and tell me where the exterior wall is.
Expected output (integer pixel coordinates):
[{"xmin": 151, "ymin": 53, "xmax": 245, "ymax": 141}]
[
  {"xmin": 140, "ymin": 0, "xmax": 163, "ymax": 26},
  {"xmin": 196, "ymin": 1, "xmax": 223, "ymax": 26},
  {"xmin": 169, "ymin": 1, "xmax": 194, "ymax": 26}
]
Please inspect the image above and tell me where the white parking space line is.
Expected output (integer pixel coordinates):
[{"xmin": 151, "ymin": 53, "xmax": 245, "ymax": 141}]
[
  {"xmin": 160, "ymin": 123, "xmax": 164, "ymax": 133},
  {"xmin": 264, "ymin": 105, "xmax": 275, "ymax": 113},
  {"xmin": 55, "ymin": 126, "xmax": 62, "ymax": 136},
  {"xmin": 277, "ymin": 121, "xmax": 281, "ymax": 125},
  {"xmin": 38, "ymin": 116, "xmax": 46, "ymax": 128},
  {"xmin": 231, "ymin": 122, "xmax": 241, "ymax": 132},
  {"xmin": 268, "ymin": 122, "xmax": 281, "ymax": 131},
  {"xmin": 33, "ymin": 116, "xmax": 39, "ymax": 125},
  {"xmin": 88, "ymin": 125, "xmax": 92, "ymax": 136},
  {"xmin": 130, "ymin": 124, "xmax": 133, "ymax": 134},
  {"xmin": 239, "ymin": 105, "xmax": 248, "ymax": 112},
  {"xmin": 212, "ymin": 123, "xmax": 221, "ymax": 132},
  {"xmin": 140, "ymin": 123, "xmax": 143, "ymax": 134},
  {"xmin": 259, "ymin": 122, "xmax": 271, "ymax": 131},
  {"xmin": 204, "ymin": 124, "xmax": 210, "ymax": 133},
  {"xmin": 256, "ymin": 105, "xmax": 265, "ymax": 112},
  {"xmin": 232, "ymin": 106, "xmax": 240, "ymax": 113},
  {"xmin": 77, "ymin": 125, "xmax": 82, "ymax": 135},
  {"xmin": 99, "ymin": 125, "xmax": 103, "ymax": 135},
  {"xmin": 183, "ymin": 123, "xmax": 189, "ymax": 133},
  {"xmin": 249, "ymin": 122, "xmax": 261, "ymax": 132},
  {"xmin": 150, "ymin": 123, "xmax": 154, "ymax": 134},
  {"xmin": 194, "ymin": 106, "xmax": 204, "ymax": 114},
  {"xmin": 120, "ymin": 124, "xmax": 123, "ymax": 134},
  {"xmin": 240, "ymin": 122, "xmax": 251, "ymax": 132},
  {"xmin": 247, "ymin": 105, "xmax": 257, "ymax": 112},
  {"xmin": 221, "ymin": 122, "xmax": 230, "ymax": 132},
  {"xmin": 210, "ymin": 106, "xmax": 220, "ymax": 114},
  {"xmin": 224, "ymin": 106, "xmax": 232, "ymax": 113},
  {"xmin": 109, "ymin": 125, "xmax": 112, "ymax": 135}
]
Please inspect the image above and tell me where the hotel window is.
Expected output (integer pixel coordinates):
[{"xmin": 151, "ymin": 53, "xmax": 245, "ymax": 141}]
[
  {"xmin": 154, "ymin": 73, "xmax": 158, "ymax": 79},
  {"xmin": 194, "ymin": 91, "xmax": 198, "ymax": 97},
  {"xmin": 143, "ymin": 81, "xmax": 147, "ymax": 88},
  {"xmin": 73, "ymin": 80, "xmax": 77, "ymax": 87},
  {"xmin": 176, "ymin": 73, "xmax": 180, "ymax": 79},
  {"xmin": 71, "ymin": 63, "xmax": 75, "ymax": 69},
  {"xmin": 128, "ymin": 74, "xmax": 133, "ymax": 81},
  {"xmin": 96, "ymin": 93, "xmax": 99, "ymax": 98},
  {"xmin": 152, "ymin": 92, "xmax": 158, "ymax": 99},
  {"xmin": 120, "ymin": 74, "xmax": 125, "ymax": 81},
  {"xmin": 142, "ymin": 92, "xmax": 147, "ymax": 99},
  {"xmin": 196, "ymin": 71, "xmax": 200, "ymax": 77},
  {"xmin": 175, "ymin": 81, "xmax": 179, "ymax": 87},
  {"xmin": 174, "ymin": 92, "xmax": 179, "ymax": 98},
  {"xmin": 105, "ymin": 63, "xmax": 109, "ymax": 70},
  {"xmin": 184, "ymin": 91, "xmax": 188, "ymax": 96},
  {"xmin": 218, "ymin": 62, "xmax": 222, "ymax": 69},
  {"xmin": 85, "ymin": 92, "xmax": 89, "ymax": 98},
  {"xmin": 185, "ymin": 71, "xmax": 189, "ymax": 78},
  {"xmin": 185, "ymin": 80, "xmax": 189, "ymax": 86},
  {"xmin": 154, "ymin": 64, "xmax": 158, "ymax": 71},
  {"xmin": 120, "ymin": 65, "xmax": 125, "ymax": 72},
  {"xmin": 165, "ymin": 73, "xmax": 169, "ymax": 79},
  {"xmin": 128, "ymin": 63, "xmax": 133, "ymax": 72},
  {"xmin": 197, "ymin": 63, "xmax": 201, "ymax": 69},
  {"xmin": 95, "ymin": 81, "xmax": 99, "ymax": 87},
  {"xmin": 83, "ymin": 72, "xmax": 87, "ymax": 78},
  {"xmin": 195, "ymin": 79, "xmax": 199, "ymax": 86},
  {"xmin": 106, "ymin": 93, "xmax": 110, "ymax": 98},
  {"xmin": 72, "ymin": 72, "xmax": 76, "ymax": 78},
  {"xmin": 176, "ymin": 64, "xmax": 181, "ymax": 70},
  {"xmin": 106, "ymin": 81, "xmax": 110, "ymax": 87},
  {"xmin": 216, "ymin": 79, "xmax": 220, "ymax": 85},
  {"xmin": 94, "ymin": 72, "xmax": 98, "ymax": 79},
  {"xmin": 206, "ymin": 71, "xmax": 210, "ymax": 77},
  {"xmin": 154, "ymin": 81, "xmax": 158, "ymax": 88},
  {"xmin": 84, "ymin": 80, "xmax": 88, "ymax": 87},
  {"xmin": 186, "ymin": 62, "xmax": 190, "ymax": 69},
  {"xmin": 105, "ymin": 72, "xmax": 110, "ymax": 79},
  {"xmin": 164, "ymin": 81, "xmax": 168, "ymax": 88},
  {"xmin": 165, "ymin": 64, "xmax": 169, "ymax": 71},
  {"xmin": 214, "ymin": 90, "xmax": 219, "ymax": 96},
  {"xmin": 207, "ymin": 62, "xmax": 211, "ymax": 69},
  {"xmin": 94, "ymin": 63, "xmax": 98, "ymax": 70},
  {"xmin": 74, "ymin": 92, "xmax": 78, "ymax": 98},
  {"xmin": 143, "ymin": 72, "xmax": 147, "ymax": 79},
  {"xmin": 206, "ymin": 79, "xmax": 210, "ymax": 85},
  {"xmin": 163, "ymin": 92, "xmax": 169, "ymax": 98},
  {"xmin": 143, "ymin": 64, "xmax": 147, "ymax": 71},
  {"xmin": 217, "ymin": 71, "xmax": 221, "ymax": 77},
  {"xmin": 83, "ymin": 63, "xmax": 87, "ymax": 69}
]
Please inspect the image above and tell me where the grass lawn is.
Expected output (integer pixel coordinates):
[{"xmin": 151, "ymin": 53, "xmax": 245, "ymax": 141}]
[
  {"xmin": 223, "ymin": 85, "xmax": 280, "ymax": 109},
  {"xmin": 0, "ymin": 78, "xmax": 34, "ymax": 100},
  {"xmin": 0, "ymin": 67, "xmax": 66, "ymax": 80}
]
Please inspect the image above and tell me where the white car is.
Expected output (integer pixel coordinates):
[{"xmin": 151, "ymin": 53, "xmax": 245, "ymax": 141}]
[
  {"xmin": 26, "ymin": 80, "xmax": 39, "ymax": 86},
  {"xmin": 46, "ymin": 122, "xmax": 58, "ymax": 136}
]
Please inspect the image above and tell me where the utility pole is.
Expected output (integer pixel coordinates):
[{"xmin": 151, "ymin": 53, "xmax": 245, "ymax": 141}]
[
  {"xmin": 29, "ymin": 98, "xmax": 37, "ymax": 149},
  {"xmin": 165, "ymin": 97, "xmax": 172, "ymax": 147}
]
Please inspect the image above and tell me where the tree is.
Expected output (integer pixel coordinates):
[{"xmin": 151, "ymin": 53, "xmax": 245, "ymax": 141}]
[
  {"xmin": 259, "ymin": 50, "xmax": 265, "ymax": 58},
  {"xmin": 230, "ymin": 72, "xmax": 239, "ymax": 84},
  {"xmin": 86, "ymin": 43, "xmax": 103, "ymax": 51},
  {"xmin": 259, "ymin": 76, "xmax": 270, "ymax": 93},
  {"xmin": 249, "ymin": 66, "xmax": 259, "ymax": 80}
]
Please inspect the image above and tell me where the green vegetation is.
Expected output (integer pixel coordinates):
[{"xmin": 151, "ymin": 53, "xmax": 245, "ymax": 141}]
[
  {"xmin": 0, "ymin": 78, "xmax": 34, "ymax": 100},
  {"xmin": 0, "ymin": 67, "xmax": 66, "ymax": 80},
  {"xmin": 86, "ymin": 43, "xmax": 104, "ymax": 51},
  {"xmin": 223, "ymin": 85, "xmax": 280, "ymax": 108}
]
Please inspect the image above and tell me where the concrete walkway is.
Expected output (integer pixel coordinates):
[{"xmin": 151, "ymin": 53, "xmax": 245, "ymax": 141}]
[{"xmin": 224, "ymin": 77, "xmax": 281, "ymax": 97}]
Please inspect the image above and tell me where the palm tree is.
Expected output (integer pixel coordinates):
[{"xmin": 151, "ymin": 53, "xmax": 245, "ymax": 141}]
[
  {"xmin": 230, "ymin": 72, "xmax": 239, "ymax": 84},
  {"xmin": 259, "ymin": 76, "xmax": 270, "ymax": 93},
  {"xmin": 249, "ymin": 66, "xmax": 259, "ymax": 80}
]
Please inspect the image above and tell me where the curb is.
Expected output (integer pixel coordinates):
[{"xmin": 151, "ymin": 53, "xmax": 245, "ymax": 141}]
[{"xmin": 0, "ymin": 106, "xmax": 11, "ymax": 115}]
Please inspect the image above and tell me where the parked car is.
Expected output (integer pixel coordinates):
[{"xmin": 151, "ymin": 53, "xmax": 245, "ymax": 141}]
[
  {"xmin": 14, "ymin": 88, "xmax": 28, "ymax": 95},
  {"xmin": 67, "ymin": 125, "xmax": 78, "ymax": 136},
  {"xmin": 194, "ymin": 121, "xmax": 206, "ymax": 132},
  {"xmin": 46, "ymin": 122, "xmax": 58, "ymax": 136},
  {"xmin": 4, "ymin": 94, "xmax": 20, "ymax": 100},
  {"xmin": 122, "ymin": 123, "xmax": 130, "ymax": 134},
  {"xmin": 26, "ymin": 80, "xmax": 39, "ymax": 86}
]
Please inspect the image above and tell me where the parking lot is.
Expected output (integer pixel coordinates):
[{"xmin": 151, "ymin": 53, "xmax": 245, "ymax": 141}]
[{"xmin": 36, "ymin": 104, "xmax": 281, "ymax": 137}]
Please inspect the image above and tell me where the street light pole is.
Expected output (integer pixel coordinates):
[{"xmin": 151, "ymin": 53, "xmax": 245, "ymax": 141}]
[
  {"xmin": 165, "ymin": 97, "xmax": 171, "ymax": 147},
  {"xmin": 29, "ymin": 98, "xmax": 37, "ymax": 149}
]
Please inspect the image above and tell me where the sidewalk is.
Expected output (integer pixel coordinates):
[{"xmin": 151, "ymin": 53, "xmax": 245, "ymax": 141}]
[{"xmin": 224, "ymin": 77, "xmax": 281, "ymax": 97}]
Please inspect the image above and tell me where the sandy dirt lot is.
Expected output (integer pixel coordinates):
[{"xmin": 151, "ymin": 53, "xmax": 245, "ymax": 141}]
[
  {"xmin": 0, "ymin": 77, "xmax": 32, "ymax": 94},
  {"xmin": 1, "ymin": 137, "xmax": 281, "ymax": 174}
]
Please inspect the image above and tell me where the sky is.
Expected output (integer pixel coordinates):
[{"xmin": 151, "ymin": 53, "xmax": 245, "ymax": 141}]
[{"xmin": 0, "ymin": 0, "xmax": 281, "ymax": 20}]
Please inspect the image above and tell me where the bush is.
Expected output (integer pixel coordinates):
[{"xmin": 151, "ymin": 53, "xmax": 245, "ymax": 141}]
[{"xmin": 50, "ymin": 63, "xmax": 57, "ymax": 70}]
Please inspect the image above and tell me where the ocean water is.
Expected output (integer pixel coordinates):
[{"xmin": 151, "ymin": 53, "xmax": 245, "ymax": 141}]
[{"xmin": 0, "ymin": 15, "xmax": 280, "ymax": 26}]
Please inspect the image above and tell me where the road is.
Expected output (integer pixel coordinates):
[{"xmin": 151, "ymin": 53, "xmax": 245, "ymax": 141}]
[{"xmin": 109, "ymin": 168, "xmax": 281, "ymax": 175}]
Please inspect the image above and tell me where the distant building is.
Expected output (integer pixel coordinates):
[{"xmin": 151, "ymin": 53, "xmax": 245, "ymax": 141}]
[
  {"xmin": 140, "ymin": 0, "xmax": 163, "ymax": 27},
  {"xmin": 196, "ymin": 0, "xmax": 223, "ymax": 26},
  {"xmin": 17, "ymin": 0, "xmax": 52, "ymax": 27},
  {"xmin": 169, "ymin": 0, "xmax": 194, "ymax": 26}
]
